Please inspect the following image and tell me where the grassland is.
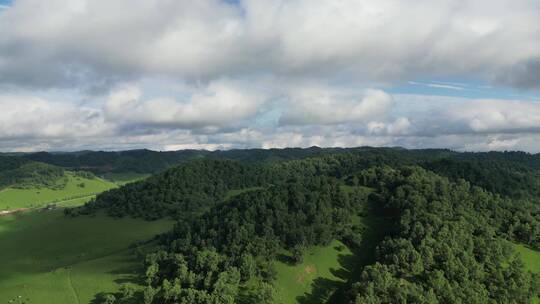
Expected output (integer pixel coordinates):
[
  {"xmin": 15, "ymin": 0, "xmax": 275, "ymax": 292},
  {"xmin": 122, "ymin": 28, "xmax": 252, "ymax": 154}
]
[
  {"xmin": 514, "ymin": 244, "xmax": 540, "ymax": 304},
  {"xmin": 273, "ymin": 240, "xmax": 353, "ymax": 304},
  {"xmin": 273, "ymin": 215, "xmax": 389, "ymax": 303},
  {"xmin": 0, "ymin": 173, "xmax": 117, "ymax": 211},
  {"xmin": 0, "ymin": 209, "xmax": 174, "ymax": 304}
]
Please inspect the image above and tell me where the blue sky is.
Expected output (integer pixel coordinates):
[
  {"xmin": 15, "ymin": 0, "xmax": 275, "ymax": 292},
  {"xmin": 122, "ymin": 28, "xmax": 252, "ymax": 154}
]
[
  {"xmin": 388, "ymin": 80, "xmax": 540, "ymax": 101},
  {"xmin": 1, "ymin": 0, "xmax": 540, "ymax": 152}
]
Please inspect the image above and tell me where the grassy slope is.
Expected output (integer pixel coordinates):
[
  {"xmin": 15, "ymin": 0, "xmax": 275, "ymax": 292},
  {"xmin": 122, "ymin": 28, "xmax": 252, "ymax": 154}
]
[
  {"xmin": 272, "ymin": 216, "xmax": 390, "ymax": 304},
  {"xmin": 273, "ymin": 240, "xmax": 353, "ymax": 304},
  {"xmin": 514, "ymin": 244, "xmax": 540, "ymax": 304},
  {"xmin": 0, "ymin": 210, "xmax": 173, "ymax": 304},
  {"xmin": 272, "ymin": 184, "xmax": 389, "ymax": 304},
  {"xmin": 515, "ymin": 244, "xmax": 540, "ymax": 273},
  {"xmin": 0, "ymin": 173, "xmax": 116, "ymax": 211},
  {"xmin": 100, "ymin": 172, "xmax": 150, "ymax": 186}
]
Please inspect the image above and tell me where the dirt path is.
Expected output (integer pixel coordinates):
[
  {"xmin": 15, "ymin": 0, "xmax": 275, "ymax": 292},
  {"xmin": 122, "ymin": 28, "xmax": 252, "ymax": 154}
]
[
  {"xmin": 0, "ymin": 194, "xmax": 96, "ymax": 217},
  {"xmin": 66, "ymin": 268, "xmax": 81, "ymax": 304}
]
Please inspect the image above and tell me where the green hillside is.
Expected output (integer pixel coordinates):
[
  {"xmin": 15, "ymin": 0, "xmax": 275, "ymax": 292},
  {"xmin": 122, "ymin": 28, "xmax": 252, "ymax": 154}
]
[
  {"xmin": 273, "ymin": 240, "xmax": 352, "ymax": 304},
  {"xmin": 0, "ymin": 210, "xmax": 174, "ymax": 304}
]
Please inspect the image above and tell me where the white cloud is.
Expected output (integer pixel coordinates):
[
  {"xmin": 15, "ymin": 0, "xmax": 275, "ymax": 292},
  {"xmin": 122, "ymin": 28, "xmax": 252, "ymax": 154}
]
[
  {"xmin": 368, "ymin": 117, "xmax": 411, "ymax": 135},
  {"xmin": 393, "ymin": 95, "xmax": 540, "ymax": 135},
  {"xmin": 0, "ymin": 0, "xmax": 539, "ymax": 89},
  {"xmin": 447, "ymin": 100, "xmax": 540, "ymax": 133},
  {"xmin": 279, "ymin": 89, "xmax": 393, "ymax": 125},
  {"xmin": 105, "ymin": 81, "xmax": 266, "ymax": 129},
  {"xmin": 0, "ymin": 94, "xmax": 110, "ymax": 139}
]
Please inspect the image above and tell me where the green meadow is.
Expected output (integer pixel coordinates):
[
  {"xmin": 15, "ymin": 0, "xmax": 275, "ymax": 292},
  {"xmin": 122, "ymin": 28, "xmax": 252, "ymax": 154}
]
[
  {"xmin": 514, "ymin": 244, "xmax": 540, "ymax": 304},
  {"xmin": 273, "ymin": 240, "xmax": 353, "ymax": 304},
  {"xmin": 273, "ymin": 212, "xmax": 390, "ymax": 304},
  {"xmin": 515, "ymin": 244, "xmax": 540, "ymax": 273},
  {"xmin": 0, "ymin": 209, "xmax": 174, "ymax": 304},
  {"xmin": 0, "ymin": 173, "xmax": 117, "ymax": 211}
]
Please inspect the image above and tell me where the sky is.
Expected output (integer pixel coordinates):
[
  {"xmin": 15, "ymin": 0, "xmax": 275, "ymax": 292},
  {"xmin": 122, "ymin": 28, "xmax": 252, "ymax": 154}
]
[{"xmin": 1, "ymin": 0, "xmax": 540, "ymax": 152}]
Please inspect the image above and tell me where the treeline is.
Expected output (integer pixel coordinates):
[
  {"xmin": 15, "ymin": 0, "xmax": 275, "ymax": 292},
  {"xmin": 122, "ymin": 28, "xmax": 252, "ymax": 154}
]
[{"xmin": 20, "ymin": 147, "xmax": 353, "ymax": 174}]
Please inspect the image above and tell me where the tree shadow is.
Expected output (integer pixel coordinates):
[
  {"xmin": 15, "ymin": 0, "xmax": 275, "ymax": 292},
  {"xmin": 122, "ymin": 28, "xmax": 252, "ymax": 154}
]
[
  {"xmin": 89, "ymin": 249, "xmax": 146, "ymax": 301},
  {"xmin": 296, "ymin": 277, "xmax": 344, "ymax": 304},
  {"xmin": 276, "ymin": 252, "xmax": 296, "ymax": 266}
]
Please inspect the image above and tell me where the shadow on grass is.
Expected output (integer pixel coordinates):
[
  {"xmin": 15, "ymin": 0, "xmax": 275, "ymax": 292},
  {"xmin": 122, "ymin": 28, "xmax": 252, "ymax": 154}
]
[
  {"xmin": 88, "ymin": 249, "xmax": 148, "ymax": 303},
  {"xmin": 91, "ymin": 291, "xmax": 144, "ymax": 304},
  {"xmin": 277, "ymin": 252, "xmax": 297, "ymax": 266}
]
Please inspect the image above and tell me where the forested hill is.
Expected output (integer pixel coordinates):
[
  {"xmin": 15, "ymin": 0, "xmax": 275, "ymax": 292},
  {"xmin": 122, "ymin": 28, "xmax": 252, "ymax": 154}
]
[
  {"xmin": 73, "ymin": 148, "xmax": 540, "ymax": 220},
  {"xmin": 16, "ymin": 147, "xmax": 454, "ymax": 174},
  {"xmin": 70, "ymin": 149, "xmax": 540, "ymax": 303},
  {"xmin": 0, "ymin": 155, "xmax": 66, "ymax": 189},
  {"xmin": 0, "ymin": 154, "xmax": 29, "ymax": 172}
]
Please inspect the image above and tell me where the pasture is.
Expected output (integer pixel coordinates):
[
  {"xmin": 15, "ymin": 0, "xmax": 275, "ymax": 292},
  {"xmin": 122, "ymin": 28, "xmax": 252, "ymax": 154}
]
[
  {"xmin": 0, "ymin": 209, "xmax": 173, "ymax": 303},
  {"xmin": 0, "ymin": 173, "xmax": 116, "ymax": 211}
]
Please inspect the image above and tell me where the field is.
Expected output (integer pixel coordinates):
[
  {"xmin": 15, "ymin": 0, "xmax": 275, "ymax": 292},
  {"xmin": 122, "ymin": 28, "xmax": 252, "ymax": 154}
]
[
  {"xmin": 0, "ymin": 173, "xmax": 117, "ymax": 211},
  {"xmin": 0, "ymin": 209, "xmax": 174, "ymax": 303}
]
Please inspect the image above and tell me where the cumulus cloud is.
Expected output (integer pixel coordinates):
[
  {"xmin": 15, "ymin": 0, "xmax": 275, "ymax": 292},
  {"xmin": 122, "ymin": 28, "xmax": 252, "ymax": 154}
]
[
  {"xmin": 368, "ymin": 118, "xmax": 411, "ymax": 135},
  {"xmin": 0, "ymin": 94, "xmax": 110, "ymax": 139},
  {"xmin": 279, "ymin": 89, "xmax": 393, "ymax": 125},
  {"xmin": 104, "ymin": 81, "xmax": 266, "ymax": 129},
  {"xmin": 446, "ymin": 99, "xmax": 540, "ymax": 133},
  {"xmin": 0, "ymin": 0, "xmax": 539, "ymax": 89},
  {"xmin": 392, "ymin": 95, "xmax": 540, "ymax": 136}
]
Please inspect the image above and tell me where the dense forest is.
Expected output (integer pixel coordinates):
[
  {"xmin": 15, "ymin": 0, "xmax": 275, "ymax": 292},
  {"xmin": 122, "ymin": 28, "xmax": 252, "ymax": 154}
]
[{"xmin": 60, "ymin": 148, "xmax": 540, "ymax": 303}]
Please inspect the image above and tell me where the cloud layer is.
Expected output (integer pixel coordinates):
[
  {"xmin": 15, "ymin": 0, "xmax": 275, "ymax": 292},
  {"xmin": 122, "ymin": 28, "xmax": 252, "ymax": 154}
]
[
  {"xmin": 1, "ymin": 0, "xmax": 540, "ymax": 152},
  {"xmin": 1, "ymin": 0, "xmax": 540, "ymax": 88}
]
